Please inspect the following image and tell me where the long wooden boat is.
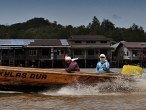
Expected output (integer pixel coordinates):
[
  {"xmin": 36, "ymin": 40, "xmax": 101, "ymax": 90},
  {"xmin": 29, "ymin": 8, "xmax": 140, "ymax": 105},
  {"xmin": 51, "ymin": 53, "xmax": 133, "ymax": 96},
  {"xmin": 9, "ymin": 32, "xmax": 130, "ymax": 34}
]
[{"xmin": 0, "ymin": 66, "xmax": 138, "ymax": 92}]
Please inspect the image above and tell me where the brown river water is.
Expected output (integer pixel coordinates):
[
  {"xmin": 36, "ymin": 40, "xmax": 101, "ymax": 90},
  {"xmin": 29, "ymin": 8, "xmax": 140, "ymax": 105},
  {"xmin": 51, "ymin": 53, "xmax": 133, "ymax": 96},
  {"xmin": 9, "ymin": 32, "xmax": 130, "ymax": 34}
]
[{"xmin": 1, "ymin": 68, "xmax": 146, "ymax": 110}]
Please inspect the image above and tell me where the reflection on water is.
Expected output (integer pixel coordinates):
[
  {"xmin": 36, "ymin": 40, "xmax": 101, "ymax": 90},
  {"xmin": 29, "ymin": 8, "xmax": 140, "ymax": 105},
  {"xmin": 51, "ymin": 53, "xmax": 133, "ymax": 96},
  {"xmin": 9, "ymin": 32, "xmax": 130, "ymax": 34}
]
[{"xmin": 1, "ymin": 68, "xmax": 146, "ymax": 110}]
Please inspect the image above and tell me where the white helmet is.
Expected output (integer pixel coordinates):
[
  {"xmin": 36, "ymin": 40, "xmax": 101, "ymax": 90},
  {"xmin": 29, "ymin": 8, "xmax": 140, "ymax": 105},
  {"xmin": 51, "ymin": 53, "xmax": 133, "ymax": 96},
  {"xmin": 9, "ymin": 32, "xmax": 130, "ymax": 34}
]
[
  {"xmin": 65, "ymin": 56, "xmax": 71, "ymax": 61},
  {"xmin": 99, "ymin": 54, "xmax": 106, "ymax": 58}
]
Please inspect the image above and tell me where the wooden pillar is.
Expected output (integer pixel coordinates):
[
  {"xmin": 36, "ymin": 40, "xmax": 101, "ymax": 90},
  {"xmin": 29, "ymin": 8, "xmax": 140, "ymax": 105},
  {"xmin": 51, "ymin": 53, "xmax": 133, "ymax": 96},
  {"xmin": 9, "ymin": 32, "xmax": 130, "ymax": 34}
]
[
  {"xmin": 51, "ymin": 48, "xmax": 54, "ymax": 68},
  {"xmin": 25, "ymin": 60, "xmax": 28, "ymax": 67},
  {"xmin": 85, "ymin": 49, "xmax": 86, "ymax": 68}
]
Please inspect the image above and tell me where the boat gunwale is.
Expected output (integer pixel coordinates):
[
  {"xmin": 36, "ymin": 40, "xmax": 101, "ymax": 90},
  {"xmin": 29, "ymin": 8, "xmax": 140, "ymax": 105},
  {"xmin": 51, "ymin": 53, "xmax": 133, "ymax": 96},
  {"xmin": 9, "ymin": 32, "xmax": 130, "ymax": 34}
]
[{"xmin": 0, "ymin": 66, "xmax": 135, "ymax": 78}]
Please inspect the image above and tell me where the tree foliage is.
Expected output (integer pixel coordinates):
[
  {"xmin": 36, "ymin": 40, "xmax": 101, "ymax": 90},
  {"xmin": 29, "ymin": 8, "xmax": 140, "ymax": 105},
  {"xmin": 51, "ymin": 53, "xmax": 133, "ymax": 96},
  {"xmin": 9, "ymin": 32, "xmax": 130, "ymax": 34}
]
[{"xmin": 0, "ymin": 17, "xmax": 146, "ymax": 42}]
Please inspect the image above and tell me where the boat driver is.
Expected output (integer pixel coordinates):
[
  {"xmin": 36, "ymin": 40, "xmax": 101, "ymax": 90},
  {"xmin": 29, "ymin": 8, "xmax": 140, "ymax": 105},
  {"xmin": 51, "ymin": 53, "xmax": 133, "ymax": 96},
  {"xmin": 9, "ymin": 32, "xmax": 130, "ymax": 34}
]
[
  {"xmin": 96, "ymin": 54, "xmax": 110, "ymax": 73},
  {"xmin": 65, "ymin": 56, "xmax": 80, "ymax": 73}
]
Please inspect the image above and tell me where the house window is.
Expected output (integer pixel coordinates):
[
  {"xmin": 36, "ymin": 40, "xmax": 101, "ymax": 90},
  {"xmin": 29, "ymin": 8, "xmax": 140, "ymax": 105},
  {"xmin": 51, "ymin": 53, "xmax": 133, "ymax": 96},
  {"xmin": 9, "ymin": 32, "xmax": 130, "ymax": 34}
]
[
  {"xmin": 61, "ymin": 50, "xmax": 64, "ymax": 54},
  {"xmin": 75, "ymin": 41, "xmax": 81, "ymax": 43},
  {"xmin": 2, "ymin": 49, "xmax": 8, "ymax": 54},
  {"xmin": 15, "ymin": 49, "xmax": 24, "ymax": 55},
  {"xmin": 29, "ymin": 50, "xmax": 37, "ymax": 56},
  {"xmin": 42, "ymin": 49, "xmax": 50, "ymax": 56},
  {"xmin": 100, "ymin": 41, "xmax": 107, "ymax": 43},
  {"xmin": 127, "ymin": 51, "xmax": 129, "ymax": 56},
  {"xmin": 132, "ymin": 50, "xmax": 138, "ymax": 56},
  {"xmin": 88, "ymin": 50, "xmax": 94, "ymax": 55},
  {"xmin": 74, "ymin": 49, "xmax": 83, "ymax": 55},
  {"xmin": 86, "ymin": 41, "xmax": 96, "ymax": 43}
]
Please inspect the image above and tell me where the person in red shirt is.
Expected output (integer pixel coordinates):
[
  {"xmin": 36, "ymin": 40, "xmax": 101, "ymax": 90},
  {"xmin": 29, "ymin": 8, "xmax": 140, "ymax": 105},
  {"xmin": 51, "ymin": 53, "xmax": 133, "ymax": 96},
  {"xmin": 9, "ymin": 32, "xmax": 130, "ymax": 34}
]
[{"xmin": 65, "ymin": 56, "xmax": 80, "ymax": 73}]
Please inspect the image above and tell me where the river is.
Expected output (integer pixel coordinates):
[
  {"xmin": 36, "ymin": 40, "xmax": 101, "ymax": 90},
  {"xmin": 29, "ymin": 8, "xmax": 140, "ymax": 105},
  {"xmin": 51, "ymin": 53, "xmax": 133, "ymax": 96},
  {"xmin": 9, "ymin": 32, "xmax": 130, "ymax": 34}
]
[{"xmin": 0, "ymin": 68, "xmax": 146, "ymax": 110}]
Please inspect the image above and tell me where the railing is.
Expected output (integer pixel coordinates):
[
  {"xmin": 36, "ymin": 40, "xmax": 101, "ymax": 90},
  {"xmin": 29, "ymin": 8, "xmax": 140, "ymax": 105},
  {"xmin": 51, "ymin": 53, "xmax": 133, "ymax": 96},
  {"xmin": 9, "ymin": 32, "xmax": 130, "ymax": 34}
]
[
  {"xmin": 86, "ymin": 55, "xmax": 98, "ymax": 59},
  {"xmin": 123, "ymin": 56, "xmax": 142, "ymax": 60},
  {"xmin": 73, "ymin": 55, "xmax": 85, "ymax": 59},
  {"xmin": 73, "ymin": 55, "xmax": 98, "ymax": 59}
]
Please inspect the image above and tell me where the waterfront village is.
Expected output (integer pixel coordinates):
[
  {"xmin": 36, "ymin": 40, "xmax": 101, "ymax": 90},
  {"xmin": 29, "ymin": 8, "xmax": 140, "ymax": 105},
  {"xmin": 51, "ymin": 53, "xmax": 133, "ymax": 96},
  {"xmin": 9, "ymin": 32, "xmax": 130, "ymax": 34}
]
[{"xmin": 0, "ymin": 35, "xmax": 146, "ymax": 68}]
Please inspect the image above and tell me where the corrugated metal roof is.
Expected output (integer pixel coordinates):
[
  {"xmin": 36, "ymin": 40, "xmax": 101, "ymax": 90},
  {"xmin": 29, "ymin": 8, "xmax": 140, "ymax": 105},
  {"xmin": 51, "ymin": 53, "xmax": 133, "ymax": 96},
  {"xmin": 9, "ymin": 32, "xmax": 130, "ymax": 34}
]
[
  {"xmin": 122, "ymin": 42, "xmax": 146, "ymax": 48},
  {"xmin": 0, "ymin": 39, "xmax": 34, "ymax": 46},
  {"xmin": 69, "ymin": 35, "xmax": 112, "ymax": 41},
  {"xmin": 0, "ymin": 46, "xmax": 23, "ymax": 49},
  {"xmin": 0, "ymin": 39, "xmax": 70, "ymax": 47},
  {"xmin": 28, "ymin": 39, "xmax": 61, "ymax": 46},
  {"xmin": 28, "ymin": 39, "xmax": 70, "ymax": 47},
  {"xmin": 60, "ymin": 39, "xmax": 69, "ymax": 45}
]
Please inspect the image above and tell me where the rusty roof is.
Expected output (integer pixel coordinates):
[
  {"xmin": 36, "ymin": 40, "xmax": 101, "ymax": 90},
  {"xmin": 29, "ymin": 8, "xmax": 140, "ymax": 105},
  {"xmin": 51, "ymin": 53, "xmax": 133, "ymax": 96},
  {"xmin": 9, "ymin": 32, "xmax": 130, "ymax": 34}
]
[
  {"xmin": 122, "ymin": 42, "xmax": 146, "ymax": 48},
  {"xmin": 69, "ymin": 35, "xmax": 112, "ymax": 41},
  {"xmin": 0, "ymin": 39, "xmax": 70, "ymax": 48},
  {"xmin": 27, "ymin": 39, "xmax": 70, "ymax": 47}
]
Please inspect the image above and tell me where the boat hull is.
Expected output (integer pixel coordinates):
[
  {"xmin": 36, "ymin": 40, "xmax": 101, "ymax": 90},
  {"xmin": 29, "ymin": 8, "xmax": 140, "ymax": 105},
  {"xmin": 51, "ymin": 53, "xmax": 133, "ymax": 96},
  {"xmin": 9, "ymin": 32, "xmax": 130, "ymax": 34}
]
[{"xmin": 0, "ymin": 66, "xmax": 134, "ymax": 92}]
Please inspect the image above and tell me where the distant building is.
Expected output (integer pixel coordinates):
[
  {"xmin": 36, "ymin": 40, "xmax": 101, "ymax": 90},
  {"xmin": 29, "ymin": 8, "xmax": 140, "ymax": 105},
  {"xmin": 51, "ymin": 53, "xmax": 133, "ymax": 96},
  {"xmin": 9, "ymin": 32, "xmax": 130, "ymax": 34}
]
[
  {"xmin": 0, "ymin": 35, "xmax": 113, "ymax": 68},
  {"xmin": 0, "ymin": 39, "xmax": 70, "ymax": 68},
  {"xmin": 69, "ymin": 35, "xmax": 113, "ymax": 68},
  {"xmin": 112, "ymin": 41, "xmax": 146, "ymax": 67}
]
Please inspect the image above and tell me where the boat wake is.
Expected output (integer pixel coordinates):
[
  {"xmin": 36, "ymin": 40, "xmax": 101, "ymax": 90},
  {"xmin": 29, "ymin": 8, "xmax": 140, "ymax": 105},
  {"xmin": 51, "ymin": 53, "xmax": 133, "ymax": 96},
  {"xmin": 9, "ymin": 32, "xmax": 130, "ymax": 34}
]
[
  {"xmin": 0, "ymin": 91, "xmax": 23, "ymax": 94},
  {"xmin": 42, "ymin": 73, "xmax": 146, "ymax": 96}
]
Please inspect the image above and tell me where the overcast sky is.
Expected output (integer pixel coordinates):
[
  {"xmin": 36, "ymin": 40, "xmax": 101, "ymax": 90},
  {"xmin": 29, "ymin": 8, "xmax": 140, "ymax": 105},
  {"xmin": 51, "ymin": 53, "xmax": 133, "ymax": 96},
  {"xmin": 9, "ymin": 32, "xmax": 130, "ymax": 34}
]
[{"xmin": 0, "ymin": 0, "xmax": 146, "ymax": 31}]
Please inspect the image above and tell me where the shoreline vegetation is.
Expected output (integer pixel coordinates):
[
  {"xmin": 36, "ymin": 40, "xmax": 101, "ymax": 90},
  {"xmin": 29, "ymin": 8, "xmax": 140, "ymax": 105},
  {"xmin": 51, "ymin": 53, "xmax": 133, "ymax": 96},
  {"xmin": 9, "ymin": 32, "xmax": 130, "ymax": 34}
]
[{"xmin": 0, "ymin": 16, "xmax": 146, "ymax": 42}]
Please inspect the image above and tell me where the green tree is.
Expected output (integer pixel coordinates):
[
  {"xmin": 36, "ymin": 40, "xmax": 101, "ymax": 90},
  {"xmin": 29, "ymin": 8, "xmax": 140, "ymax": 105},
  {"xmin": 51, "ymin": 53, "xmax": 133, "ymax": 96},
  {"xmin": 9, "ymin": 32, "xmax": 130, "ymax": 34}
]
[
  {"xmin": 101, "ymin": 19, "xmax": 115, "ymax": 35},
  {"xmin": 87, "ymin": 16, "xmax": 101, "ymax": 34},
  {"xmin": 0, "ymin": 17, "xmax": 146, "ymax": 41}
]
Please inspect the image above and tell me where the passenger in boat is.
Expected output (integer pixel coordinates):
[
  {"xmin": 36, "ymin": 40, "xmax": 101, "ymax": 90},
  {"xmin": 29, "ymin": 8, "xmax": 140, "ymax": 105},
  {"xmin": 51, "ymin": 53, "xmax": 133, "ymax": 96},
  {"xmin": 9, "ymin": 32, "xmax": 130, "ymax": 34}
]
[
  {"xmin": 96, "ymin": 54, "xmax": 110, "ymax": 73},
  {"xmin": 65, "ymin": 56, "xmax": 80, "ymax": 73}
]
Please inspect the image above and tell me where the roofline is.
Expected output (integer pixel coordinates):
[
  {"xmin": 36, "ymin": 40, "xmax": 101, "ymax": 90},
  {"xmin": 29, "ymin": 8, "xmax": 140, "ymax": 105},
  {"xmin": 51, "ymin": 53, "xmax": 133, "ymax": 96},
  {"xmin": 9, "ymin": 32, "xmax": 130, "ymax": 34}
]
[
  {"xmin": 71, "ymin": 47, "xmax": 113, "ymax": 49},
  {"xmin": 68, "ymin": 39, "xmax": 111, "ymax": 41},
  {"xmin": 26, "ymin": 46, "xmax": 71, "ymax": 48}
]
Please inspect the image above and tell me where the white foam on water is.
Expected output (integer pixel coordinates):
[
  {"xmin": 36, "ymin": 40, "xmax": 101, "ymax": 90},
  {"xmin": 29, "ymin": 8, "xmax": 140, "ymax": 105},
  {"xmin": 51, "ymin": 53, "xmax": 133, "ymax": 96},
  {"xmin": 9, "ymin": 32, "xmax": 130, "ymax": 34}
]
[
  {"xmin": 56, "ymin": 84, "xmax": 100, "ymax": 96},
  {"xmin": 0, "ymin": 91, "xmax": 22, "ymax": 94},
  {"xmin": 41, "ymin": 84, "xmax": 99, "ymax": 96},
  {"xmin": 42, "ymin": 69, "xmax": 146, "ymax": 96},
  {"xmin": 41, "ymin": 80, "xmax": 135, "ymax": 96},
  {"xmin": 132, "ymin": 69, "xmax": 146, "ymax": 92}
]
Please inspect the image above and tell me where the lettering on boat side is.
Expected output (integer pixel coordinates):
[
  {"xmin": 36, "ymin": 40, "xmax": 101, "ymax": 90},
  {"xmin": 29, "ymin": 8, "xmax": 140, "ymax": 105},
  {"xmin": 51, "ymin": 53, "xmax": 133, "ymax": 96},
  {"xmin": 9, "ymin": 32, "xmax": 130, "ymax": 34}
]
[
  {"xmin": 0, "ymin": 71, "xmax": 47, "ymax": 79},
  {"xmin": 29, "ymin": 73, "xmax": 47, "ymax": 79},
  {"xmin": 0, "ymin": 71, "xmax": 27, "ymax": 78}
]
